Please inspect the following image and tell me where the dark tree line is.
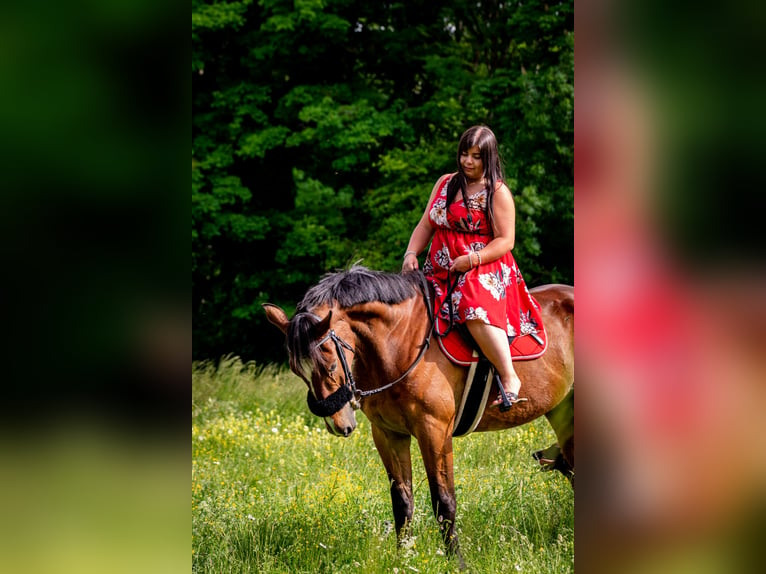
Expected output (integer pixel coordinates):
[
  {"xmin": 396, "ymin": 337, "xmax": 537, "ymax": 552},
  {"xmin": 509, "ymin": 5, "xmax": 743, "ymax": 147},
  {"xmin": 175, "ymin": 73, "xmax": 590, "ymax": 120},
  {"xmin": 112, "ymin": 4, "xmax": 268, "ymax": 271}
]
[{"xmin": 192, "ymin": 0, "xmax": 573, "ymax": 363}]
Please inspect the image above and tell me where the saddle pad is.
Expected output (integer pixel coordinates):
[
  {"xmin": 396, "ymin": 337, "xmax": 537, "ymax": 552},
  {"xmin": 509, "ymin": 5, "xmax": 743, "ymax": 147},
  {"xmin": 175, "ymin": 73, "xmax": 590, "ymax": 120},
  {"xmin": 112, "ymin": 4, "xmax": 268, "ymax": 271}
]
[
  {"xmin": 452, "ymin": 354, "xmax": 495, "ymax": 437},
  {"xmin": 436, "ymin": 318, "xmax": 548, "ymax": 367}
]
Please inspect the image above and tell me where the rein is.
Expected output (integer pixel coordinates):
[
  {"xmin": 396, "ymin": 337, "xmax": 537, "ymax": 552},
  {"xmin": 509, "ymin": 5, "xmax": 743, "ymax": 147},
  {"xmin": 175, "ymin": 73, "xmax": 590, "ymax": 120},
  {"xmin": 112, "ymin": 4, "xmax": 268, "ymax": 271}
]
[
  {"xmin": 306, "ymin": 273, "xmax": 434, "ymax": 417},
  {"xmin": 433, "ymin": 272, "xmax": 463, "ymax": 337}
]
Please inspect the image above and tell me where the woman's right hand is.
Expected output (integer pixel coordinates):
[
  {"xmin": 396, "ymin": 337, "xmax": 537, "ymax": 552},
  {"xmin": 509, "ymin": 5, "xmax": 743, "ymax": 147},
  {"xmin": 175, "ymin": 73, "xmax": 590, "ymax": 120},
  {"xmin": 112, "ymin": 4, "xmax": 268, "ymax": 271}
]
[{"xmin": 402, "ymin": 252, "xmax": 419, "ymax": 272}]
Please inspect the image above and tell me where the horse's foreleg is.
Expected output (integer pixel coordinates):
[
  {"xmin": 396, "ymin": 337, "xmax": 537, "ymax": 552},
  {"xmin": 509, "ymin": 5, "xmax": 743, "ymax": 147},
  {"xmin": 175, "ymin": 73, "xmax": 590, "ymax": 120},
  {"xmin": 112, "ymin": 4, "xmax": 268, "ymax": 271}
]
[
  {"xmin": 416, "ymin": 428, "xmax": 466, "ymax": 569},
  {"xmin": 371, "ymin": 424, "xmax": 414, "ymax": 542}
]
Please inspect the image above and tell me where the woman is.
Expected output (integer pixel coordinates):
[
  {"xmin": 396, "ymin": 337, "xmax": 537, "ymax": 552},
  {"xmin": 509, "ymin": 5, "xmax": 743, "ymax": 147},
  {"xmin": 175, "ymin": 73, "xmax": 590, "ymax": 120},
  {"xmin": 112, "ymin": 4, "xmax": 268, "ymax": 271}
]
[{"xmin": 402, "ymin": 125, "xmax": 541, "ymax": 408}]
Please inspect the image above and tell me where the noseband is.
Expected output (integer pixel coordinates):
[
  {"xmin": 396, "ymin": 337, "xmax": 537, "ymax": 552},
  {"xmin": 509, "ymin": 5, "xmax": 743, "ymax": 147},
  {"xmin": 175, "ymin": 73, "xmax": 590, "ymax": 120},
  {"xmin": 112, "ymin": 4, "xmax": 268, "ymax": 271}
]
[
  {"xmin": 305, "ymin": 275, "xmax": 434, "ymax": 418},
  {"xmin": 306, "ymin": 330, "xmax": 358, "ymax": 417}
]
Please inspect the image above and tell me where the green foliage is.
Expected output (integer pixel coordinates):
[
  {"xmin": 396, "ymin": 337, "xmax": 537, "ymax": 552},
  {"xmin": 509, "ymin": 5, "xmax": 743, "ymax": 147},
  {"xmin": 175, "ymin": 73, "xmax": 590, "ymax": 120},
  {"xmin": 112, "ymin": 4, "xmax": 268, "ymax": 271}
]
[
  {"xmin": 192, "ymin": 359, "xmax": 574, "ymax": 573},
  {"xmin": 275, "ymin": 169, "xmax": 356, "ymax": 284},
  {"xmin": 192, "ymin": 0, "xmax": 574, "ymax": 362}
]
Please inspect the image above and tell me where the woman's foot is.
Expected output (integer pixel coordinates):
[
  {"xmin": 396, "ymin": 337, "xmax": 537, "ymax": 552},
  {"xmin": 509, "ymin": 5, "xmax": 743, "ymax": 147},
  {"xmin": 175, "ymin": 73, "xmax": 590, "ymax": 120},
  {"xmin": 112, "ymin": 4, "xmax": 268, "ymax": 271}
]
[
  {"xmin": 489, "ymin": 375, "xmax": 527, "ymax": 411},
  {"xmin": 489, "ymin": 390, "xmax": 519, "ymax": 409}
]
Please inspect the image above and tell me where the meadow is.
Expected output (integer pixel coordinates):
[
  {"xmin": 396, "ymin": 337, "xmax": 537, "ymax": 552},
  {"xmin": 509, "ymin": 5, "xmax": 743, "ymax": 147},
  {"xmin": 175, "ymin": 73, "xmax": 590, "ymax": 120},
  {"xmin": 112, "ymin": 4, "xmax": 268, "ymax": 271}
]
[{"xmin": 192, "ymin": 356, "xmax": 573, "ymax": 573}]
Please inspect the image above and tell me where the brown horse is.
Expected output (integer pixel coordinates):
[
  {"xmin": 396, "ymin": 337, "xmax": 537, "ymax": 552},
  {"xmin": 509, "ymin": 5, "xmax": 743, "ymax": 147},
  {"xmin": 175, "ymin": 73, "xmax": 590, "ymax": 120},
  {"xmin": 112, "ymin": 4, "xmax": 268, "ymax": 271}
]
[{"xmin": 263, "ymin": 265, "xmax": 574, "ymax": 568}]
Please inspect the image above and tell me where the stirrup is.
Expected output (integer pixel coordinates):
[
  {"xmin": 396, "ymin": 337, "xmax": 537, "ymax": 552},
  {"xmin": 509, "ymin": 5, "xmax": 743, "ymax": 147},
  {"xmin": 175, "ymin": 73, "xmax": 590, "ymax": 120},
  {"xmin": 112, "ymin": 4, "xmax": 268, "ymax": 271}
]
[{"xmin": 492, "ymin": 374, "xmax": 527, "ymax": 412}]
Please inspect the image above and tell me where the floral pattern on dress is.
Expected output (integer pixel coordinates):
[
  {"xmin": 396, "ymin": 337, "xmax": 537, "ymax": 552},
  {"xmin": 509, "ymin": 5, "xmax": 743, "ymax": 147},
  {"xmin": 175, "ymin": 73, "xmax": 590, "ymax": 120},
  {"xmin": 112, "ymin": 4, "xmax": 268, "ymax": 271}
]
[
  {"xmin": 478, "ymin": 270, "xmax": 506, "ymax": 301},
  {"xmin": 500, "ymin": 262, "xmax": 512, "ymax": 286},
  {"xmin": 422, "ymin": 258, "xmax": 433, "ymax": 276},
  {"xmin": 465, "ymin": 306, "xmax": 489, "ymax": 323},
  {"xmin": 469, "ymin": 241, "xmax": 487, "ymax": 255},
  {"xmin": 464, "ymin": 189, "xmax": 487, "ymax": 211},
  {"xmin": 430, "ymin": 198, "xmax": 448, "ymax": 226},
  {"xmin": 434, "ymin": 246, "xmax": 452, "ymax": 269},
  {"xmin": 439, "ymin": 290, "xmax": 463, "ymax": 320},
  {"xmin": 519, "ymin": 310, "xmax": 538, "ymax": 335},
  {"xmin": 457, "ymin": 215, "xmax": 483, "ymax": 233}
]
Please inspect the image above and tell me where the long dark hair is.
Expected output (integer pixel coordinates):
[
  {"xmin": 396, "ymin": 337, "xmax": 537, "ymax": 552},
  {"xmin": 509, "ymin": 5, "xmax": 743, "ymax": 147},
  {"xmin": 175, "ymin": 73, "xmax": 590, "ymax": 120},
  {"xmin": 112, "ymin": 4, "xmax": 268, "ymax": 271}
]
[{"xmin": 445, "ymin": 125, "xmax": 505, "ymax": 233}]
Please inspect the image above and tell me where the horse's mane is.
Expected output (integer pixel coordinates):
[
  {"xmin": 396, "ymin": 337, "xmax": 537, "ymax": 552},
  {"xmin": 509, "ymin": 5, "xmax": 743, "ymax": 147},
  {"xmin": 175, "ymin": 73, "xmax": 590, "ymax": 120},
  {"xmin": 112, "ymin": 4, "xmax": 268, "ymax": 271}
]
[
  {"xmin": 287, "ymin": 265, "xmax": 424, "ymax": 379},
  {"xmin": 297, "ymin": 264, "xmax": 423, "ymax": 312}
]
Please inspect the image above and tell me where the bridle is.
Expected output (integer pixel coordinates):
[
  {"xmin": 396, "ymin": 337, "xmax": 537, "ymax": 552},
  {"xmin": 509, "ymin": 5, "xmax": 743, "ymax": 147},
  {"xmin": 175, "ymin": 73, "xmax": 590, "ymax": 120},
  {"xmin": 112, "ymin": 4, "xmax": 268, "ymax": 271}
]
[{"xmin": 306, "ymin": 274, "xmax": 434, "ymax": 418}]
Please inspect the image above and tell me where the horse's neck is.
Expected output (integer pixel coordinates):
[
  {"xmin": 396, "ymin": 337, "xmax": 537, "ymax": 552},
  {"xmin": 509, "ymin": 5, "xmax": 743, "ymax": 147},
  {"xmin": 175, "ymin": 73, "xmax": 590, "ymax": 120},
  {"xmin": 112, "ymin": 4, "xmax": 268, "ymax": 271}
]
[
  {"xmin": 344, "ymin": 296, "xmax": 427, "ymax": 376},
  {"xmin": 345, "ymin": 298, "xmax": 420, "ymax": 345}
]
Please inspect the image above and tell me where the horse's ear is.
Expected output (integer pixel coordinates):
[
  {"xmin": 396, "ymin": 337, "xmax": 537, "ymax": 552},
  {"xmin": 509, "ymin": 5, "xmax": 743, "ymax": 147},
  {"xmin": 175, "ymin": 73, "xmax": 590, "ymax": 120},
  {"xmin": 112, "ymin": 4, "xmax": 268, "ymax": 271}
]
[
  {"xmin": 313, "ymin": 310, "xmax": 333, "ymax": 338},
  {"xmin": 262, "ymin": 303, "xmax": 289, "ymax": 334}
]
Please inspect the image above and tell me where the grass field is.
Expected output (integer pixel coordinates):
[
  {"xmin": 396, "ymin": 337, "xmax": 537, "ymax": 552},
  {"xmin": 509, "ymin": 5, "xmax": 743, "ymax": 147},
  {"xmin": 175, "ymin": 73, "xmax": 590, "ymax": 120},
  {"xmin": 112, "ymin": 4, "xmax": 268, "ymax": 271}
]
[{"xmin": 192, "ymin": 356, "xmax": 573, "ymax": 573}]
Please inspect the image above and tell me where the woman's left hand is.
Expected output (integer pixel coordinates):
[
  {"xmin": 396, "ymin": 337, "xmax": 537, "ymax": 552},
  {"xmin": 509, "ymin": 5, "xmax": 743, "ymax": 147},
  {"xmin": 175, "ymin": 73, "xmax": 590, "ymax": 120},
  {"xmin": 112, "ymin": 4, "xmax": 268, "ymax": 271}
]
[{"xmin": 449, "ymin": 254, "xmax": 474, "ymax": 274}]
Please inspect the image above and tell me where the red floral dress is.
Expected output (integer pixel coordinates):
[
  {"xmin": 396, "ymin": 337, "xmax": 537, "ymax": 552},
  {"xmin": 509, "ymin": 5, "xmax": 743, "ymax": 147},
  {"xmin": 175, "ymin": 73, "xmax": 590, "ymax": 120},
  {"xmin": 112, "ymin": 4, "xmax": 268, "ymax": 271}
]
[{"xmin": 423, "ymin": 174, "xmax": 544, "ymax": 344}]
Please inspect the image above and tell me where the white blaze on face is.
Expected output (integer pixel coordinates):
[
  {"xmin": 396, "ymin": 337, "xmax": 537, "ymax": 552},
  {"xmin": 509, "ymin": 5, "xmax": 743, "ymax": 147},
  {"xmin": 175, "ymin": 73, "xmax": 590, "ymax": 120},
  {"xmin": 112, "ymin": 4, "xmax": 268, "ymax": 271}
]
[{"xmin": 299, "ymin": 359, "xmax": 314, "ymax": 388}]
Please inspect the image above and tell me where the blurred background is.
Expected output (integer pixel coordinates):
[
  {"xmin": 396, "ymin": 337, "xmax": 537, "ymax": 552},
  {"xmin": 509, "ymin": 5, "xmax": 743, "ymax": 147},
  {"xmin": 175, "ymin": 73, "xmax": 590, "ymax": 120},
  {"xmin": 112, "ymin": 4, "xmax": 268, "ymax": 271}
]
[
  {"xmin": 0, "ymin": 1, "xmax": 188, "ymax": 573},
  {"xmin": 576, "ymin": 0, "xmax": 766, "ymax": 572}
]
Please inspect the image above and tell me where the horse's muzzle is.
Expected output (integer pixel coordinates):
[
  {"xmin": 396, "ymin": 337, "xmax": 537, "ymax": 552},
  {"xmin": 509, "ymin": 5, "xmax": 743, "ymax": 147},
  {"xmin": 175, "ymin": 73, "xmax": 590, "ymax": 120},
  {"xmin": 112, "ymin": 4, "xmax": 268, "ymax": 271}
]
[{"xmin": 324, "ymin": 413, "xmax": 356, "ymax": 437}]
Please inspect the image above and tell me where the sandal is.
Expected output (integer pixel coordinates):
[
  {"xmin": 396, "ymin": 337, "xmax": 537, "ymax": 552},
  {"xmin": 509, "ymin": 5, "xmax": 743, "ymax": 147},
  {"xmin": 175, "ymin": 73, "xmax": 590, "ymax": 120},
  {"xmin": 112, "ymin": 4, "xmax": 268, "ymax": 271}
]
[
  {"xmin": 489, "ymin": 375, "xmax": 527, "ymax": 412},
  {"xmin": 489, "ymin": 390, "xmax": 518, "ymax": 411}
]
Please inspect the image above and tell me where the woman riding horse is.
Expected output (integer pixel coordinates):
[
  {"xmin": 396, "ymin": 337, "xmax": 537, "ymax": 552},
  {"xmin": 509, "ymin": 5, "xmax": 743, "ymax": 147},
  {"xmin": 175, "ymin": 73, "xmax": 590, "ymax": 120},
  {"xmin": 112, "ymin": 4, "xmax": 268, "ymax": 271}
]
[{"xmin": 402, "ymin": 125, "xmax": 544, "ymax": 410}]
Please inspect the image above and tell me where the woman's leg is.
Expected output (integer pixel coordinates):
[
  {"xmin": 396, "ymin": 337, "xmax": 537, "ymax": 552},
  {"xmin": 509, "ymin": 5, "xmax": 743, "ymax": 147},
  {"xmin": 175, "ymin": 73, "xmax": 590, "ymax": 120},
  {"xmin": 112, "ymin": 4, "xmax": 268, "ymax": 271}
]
[{"xmin": 465, "ymin": 320, "xmax": 522, "ymax": 405}]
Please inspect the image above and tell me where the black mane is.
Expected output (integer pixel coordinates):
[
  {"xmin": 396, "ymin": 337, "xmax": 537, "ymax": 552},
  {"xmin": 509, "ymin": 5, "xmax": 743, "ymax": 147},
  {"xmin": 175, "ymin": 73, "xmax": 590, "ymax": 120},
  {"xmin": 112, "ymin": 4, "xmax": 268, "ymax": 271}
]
[
  {"xmin": 287, "ymin": 265, "xmax": 424, "ymax": 379},
  {"xmin": 296, "ymin": 265, "xmax": 423, "ymax": 313}
]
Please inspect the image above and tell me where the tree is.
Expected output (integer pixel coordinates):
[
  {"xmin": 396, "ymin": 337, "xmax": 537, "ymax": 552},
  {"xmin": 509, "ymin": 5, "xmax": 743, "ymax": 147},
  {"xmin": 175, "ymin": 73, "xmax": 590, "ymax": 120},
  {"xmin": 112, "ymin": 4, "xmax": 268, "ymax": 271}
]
[{"xmin": 192, "ymin": 0, "xmax": 574, "ymax": 362}]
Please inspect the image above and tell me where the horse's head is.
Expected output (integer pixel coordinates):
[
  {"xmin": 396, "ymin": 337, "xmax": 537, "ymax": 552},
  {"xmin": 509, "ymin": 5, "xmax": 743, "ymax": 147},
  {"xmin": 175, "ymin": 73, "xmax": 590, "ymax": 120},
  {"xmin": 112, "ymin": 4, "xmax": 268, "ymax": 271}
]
[{"xmin": 263, "ymin": 303, "xmax": 358, "ymax": 437}]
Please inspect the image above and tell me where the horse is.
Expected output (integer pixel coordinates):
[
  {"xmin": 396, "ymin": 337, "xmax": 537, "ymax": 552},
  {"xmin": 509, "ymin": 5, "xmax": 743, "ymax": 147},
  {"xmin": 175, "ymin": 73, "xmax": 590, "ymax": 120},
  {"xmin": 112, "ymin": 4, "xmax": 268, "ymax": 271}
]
[{"xmin": 263, "ymin": 265, "xmax": 574, "ymax": 568}]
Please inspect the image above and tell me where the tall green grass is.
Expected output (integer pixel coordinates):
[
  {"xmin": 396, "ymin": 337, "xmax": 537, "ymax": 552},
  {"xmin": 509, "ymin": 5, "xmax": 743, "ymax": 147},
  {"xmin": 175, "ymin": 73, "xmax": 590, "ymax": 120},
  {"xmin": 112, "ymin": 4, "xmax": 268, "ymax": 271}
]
[{"xmin": 192, "ymin": 357, "xmax": 573, "ymax": 573}]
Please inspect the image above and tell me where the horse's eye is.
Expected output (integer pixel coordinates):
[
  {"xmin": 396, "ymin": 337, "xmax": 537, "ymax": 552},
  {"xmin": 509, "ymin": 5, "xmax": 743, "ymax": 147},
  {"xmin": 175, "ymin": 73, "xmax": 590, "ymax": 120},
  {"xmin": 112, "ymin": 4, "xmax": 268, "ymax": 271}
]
[{"xmin": 329, "ymin": 361, "xmax": 338, "ymax": 373}]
